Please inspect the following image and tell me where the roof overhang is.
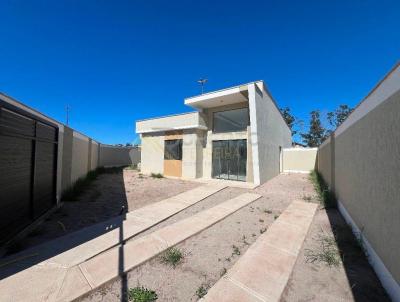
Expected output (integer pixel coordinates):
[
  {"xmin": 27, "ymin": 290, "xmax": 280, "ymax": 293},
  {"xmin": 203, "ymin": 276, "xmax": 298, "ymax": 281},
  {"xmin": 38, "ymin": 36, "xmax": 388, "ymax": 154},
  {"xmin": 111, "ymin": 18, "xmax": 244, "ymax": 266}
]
[
  {"xmin": 184, "ymin": 85, "xmax": 249, "ymax": 109},
  {"xmin": 136, "ymin": 112, "xmax": 207, "ymax": 134},
  {"xmin": 137, "ymin": 125, "xmax": 207, "ymax": 134}
]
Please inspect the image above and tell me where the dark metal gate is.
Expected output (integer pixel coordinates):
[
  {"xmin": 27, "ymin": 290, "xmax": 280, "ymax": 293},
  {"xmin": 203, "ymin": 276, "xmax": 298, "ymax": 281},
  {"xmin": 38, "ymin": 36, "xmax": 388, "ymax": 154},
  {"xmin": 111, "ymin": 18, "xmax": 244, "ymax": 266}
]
[
  {"xmin": 0, "ymin": 100, "xmax": 58, "ymax": 245},
  {"xmin": 212, "ymin": 139, "xmax": 247, "ymax": 181}
]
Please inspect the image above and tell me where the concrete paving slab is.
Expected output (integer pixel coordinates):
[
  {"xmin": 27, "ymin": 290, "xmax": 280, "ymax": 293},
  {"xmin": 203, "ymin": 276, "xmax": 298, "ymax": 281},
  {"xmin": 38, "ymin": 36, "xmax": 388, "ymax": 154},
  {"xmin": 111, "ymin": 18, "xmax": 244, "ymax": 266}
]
[
  {"xmin": 80, "ymin": 234, "xmax": 168, "ymax": 289},
  {"xmin": 203, "ymin": 201, "xmax": 318, "ymax": 302},
  {"xmin": 200, "ymin": 277, "xmax": 264, "ymax": 302},
  {"xmin": 55, "ymin": 266, "xmax": 91, "ymax": 302},
  {"xmin": 0, "ymin": 264, "xmax": 67, "ymax": 302},
  {"xmin": 74, "ymin": 192, "xmax": 261, "ymax": 299}
]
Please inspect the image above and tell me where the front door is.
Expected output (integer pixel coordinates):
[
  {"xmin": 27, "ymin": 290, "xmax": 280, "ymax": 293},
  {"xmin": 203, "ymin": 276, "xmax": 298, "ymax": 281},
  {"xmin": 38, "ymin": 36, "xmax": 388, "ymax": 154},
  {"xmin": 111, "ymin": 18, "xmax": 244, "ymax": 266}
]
[
  {"xmin": 212, "ymin": 139, "xmax": 246, "ymax": 181},
  {"xmin": 164, "ymin": 135, "xmax": 183, "ymax": 177}
]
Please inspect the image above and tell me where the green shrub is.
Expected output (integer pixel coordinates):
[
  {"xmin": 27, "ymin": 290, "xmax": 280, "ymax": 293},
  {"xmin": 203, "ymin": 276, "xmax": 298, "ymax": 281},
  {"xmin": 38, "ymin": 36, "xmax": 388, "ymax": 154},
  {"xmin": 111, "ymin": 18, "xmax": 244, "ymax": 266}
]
[
  {"xmin": 151, "ymin": 173, "xmax": 164, "ymax": 178},
  {"xmin": 128, "ymin": 286, "xmax": 158, "ymax": 302}
]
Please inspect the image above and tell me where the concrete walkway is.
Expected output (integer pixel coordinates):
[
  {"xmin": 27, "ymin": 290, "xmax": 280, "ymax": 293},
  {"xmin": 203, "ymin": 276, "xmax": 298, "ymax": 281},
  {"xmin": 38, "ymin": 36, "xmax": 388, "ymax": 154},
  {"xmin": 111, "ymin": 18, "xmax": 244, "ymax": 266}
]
[
  {"xmin": 0, "ymin": 190, "xmax": 261, "ymax": 302},
  {"xmin": 0, "ymin": 184, "xmax": 227, "ymax": 302},
  {"xmin": 202, "ymin": 200, "xmax": 318, "ymax": 302},
  {"xmin": 1, "ymin": 184, "xmax": 226, "ymax": 273}
]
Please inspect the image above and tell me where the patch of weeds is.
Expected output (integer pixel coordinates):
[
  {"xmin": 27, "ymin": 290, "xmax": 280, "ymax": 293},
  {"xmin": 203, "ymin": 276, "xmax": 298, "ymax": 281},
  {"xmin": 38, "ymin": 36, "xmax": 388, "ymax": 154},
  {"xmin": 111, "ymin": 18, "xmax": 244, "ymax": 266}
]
[
  {"xmin": 259, "ymin": 219, "xmax": 264, "ymax": 223},
  {"xmin": 274, "ymin": 214, "xmax": 279, "ymax": 220},
  {"xmin": 242, "ymin": 235, "xmax": 249, "ymax": 245},
  {"xmin": 305, "ymin": 233, "xmax": 341, "ymax": 267},
  {"xmin": 302, "ymin": 195, "xmax": 312, "ymax": 202},
  {"xmin": 61, "ymin": 166, "xmax": 123, "ymax": 201},
  {"xmin": 151, "ymin": 173, "xmax": 164, "ymax": 179},
  {"xmin": 138, "ymin": 173, "xmax": 144, "ymax": 179},
  {"xmin": 225, "ymin": 257, "xmax": 231, "ymax": 262},
  {"xmin": 260, "ymin": 227, "xmax": 267, "ymax": 234},
  {"xmin": 160, "ymin": 247, "xmax": 184, "ymax": 268},
  {"xmin": 309, "ymin": 170, "xmax": 337, "ymax": 208},
  {"xmin": 196, "ymin": 285, "xmax": 208, "ymax": 299},
  {"xmin": 232, "ymin": 245, "xmax": 241, "ymax": 256},
  {"xmin": 125, "ymin": 164, "xmax": 138, "ymax": 170},
  {"xmin": 128, "ymin": 286, "xmax": 158, "ymax": 302},
  {"xmin": 263, "ymin": 209, "xmax": 272, "ymax": 214},
  {"xmin": 220, "ymin": 267, "xmax": 227, "ymax": 277}
]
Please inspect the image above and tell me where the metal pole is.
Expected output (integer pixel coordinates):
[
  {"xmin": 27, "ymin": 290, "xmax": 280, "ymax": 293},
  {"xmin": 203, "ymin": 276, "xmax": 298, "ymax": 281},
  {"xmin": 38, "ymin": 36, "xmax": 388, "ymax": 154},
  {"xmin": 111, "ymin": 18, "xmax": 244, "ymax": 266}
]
[
  {"xmin": 197, "ymin": 78, "xmax": 208, "ymax": 94},
  {"xmin": 65, "ymin": 105, "xmax": 70, "ymax": 126}
]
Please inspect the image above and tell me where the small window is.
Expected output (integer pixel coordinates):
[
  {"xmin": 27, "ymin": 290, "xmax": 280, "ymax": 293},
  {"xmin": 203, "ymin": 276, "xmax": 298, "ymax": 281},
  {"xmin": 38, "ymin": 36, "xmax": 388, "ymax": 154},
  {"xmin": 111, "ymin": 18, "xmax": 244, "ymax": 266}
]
[
  {"xmin": 213, "ymin": 108, "xmax": 249, "ymax": 133},
  {"xmin": 164, "ymin": 139, "xmax": 183, "ymax": 160}
]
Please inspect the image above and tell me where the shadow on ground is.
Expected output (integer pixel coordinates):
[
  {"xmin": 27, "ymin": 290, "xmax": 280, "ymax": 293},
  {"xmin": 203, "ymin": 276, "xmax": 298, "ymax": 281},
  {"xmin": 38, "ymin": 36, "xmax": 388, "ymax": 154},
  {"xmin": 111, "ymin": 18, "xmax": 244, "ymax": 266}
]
[
  {"xmin": 326, "ymin": 208, "xmax": 391, "ymax": 302},
  {"xmin": 0, "ymin": 167, "xmax": 129, "ymax": 301}
]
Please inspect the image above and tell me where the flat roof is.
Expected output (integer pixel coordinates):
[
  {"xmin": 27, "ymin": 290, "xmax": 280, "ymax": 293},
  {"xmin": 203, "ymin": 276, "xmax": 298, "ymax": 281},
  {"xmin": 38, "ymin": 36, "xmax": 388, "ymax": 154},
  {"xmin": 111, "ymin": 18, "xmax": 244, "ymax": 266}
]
[
  {"xmin": 184, "ymin": 81, "xmax": 262, "ymax": 109},
  {"xmin": 185, "ymin": 80, "xmax": 262, "ymax": 101},
  {"xmin": 136, "ymin": 111, "xmax": 197, "ymax": 123}
]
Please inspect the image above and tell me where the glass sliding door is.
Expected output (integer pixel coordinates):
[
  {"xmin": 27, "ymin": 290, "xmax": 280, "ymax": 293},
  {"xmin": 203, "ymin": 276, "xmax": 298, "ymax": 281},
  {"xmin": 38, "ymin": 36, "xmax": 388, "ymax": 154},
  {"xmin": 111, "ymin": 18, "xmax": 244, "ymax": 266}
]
[{"xmin": 212, "ymin": 139, "xmax": 247, "ymax": 181}]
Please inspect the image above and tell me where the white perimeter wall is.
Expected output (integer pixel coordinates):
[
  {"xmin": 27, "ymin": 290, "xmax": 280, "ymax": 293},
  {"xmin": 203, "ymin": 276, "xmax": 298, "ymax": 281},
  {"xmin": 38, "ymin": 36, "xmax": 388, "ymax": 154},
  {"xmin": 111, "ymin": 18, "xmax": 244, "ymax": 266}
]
[{"xmin": 282, "ymin": 148, "xmax": 317, "ymax": 173}]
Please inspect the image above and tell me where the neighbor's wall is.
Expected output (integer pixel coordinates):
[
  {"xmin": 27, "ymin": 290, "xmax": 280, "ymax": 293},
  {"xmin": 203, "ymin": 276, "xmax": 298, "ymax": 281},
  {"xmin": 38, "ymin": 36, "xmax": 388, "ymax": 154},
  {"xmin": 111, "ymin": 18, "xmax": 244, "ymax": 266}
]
[
  {"xmin": 0, "ymin": 93, "xmax": 136, "ymax": 204},
  {"xmin": 71, "ymin": 132, "xmax": 90, "ymax": 183},
  {"xmin": 249, "ymin": 82, "xmax": 292, "ymax": 185},
  {"xmin": 282, "ymin": 148, "xmax": 317, "ymax": 173},
  {"xmin": 317, "ymin": 64, "xmax": 400, "ymax": 301},
  {"xmin": 129, "ymin": 146, "xmax": 141, "ymax": 166},
  {"xmin": 140, "ymin": 133, "xmax": 164, "ymax": 174},
  {"xmin": 99, "ymin": 144, "xmax": 136, "ymax": 167}
]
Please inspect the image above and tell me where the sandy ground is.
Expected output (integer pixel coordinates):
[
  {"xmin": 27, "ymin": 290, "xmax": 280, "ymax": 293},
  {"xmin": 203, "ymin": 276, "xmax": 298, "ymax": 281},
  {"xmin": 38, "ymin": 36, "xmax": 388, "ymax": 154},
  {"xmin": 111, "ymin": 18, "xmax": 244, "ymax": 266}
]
[
  {"xmin": 79, "ymin": 173, "xmax": 315, "ymax": 302},
  {"xmin": 8, "ymin": 170, "xmax": 199, "ymax": 253},
  {"xmin": 281, "ymin": 206, "xmax": 390, "ymax": 302}
]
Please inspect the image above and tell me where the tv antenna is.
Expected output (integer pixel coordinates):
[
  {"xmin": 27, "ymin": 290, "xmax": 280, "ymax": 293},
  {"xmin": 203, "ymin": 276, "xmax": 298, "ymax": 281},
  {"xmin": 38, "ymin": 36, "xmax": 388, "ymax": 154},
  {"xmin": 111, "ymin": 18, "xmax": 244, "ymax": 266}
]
[{"xmin": 197, "ymin": 78, "xmax": 208, "ymax": 94}]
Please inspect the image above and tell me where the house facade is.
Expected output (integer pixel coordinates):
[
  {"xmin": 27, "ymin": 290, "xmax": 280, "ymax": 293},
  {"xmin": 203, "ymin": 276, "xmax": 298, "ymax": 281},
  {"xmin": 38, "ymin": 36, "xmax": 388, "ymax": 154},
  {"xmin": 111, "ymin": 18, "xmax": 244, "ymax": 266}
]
[{"xmin": 136, "ymin": 81, "xmax": 291, "ymax": 186}]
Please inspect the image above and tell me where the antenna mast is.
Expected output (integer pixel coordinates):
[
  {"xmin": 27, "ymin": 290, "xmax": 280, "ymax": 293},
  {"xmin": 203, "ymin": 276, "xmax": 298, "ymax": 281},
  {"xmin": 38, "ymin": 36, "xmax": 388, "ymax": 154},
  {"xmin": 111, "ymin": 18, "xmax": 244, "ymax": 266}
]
[{"xmin": 197, "ymin": 78, "xmax": 208, "ymax": 94}]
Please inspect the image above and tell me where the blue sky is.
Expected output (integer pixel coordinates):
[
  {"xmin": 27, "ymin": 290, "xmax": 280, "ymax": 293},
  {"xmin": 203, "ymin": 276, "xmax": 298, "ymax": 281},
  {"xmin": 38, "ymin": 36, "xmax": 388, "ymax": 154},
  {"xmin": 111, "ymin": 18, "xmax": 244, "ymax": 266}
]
[{"xmin": 0, "ymin": 0, "xmax": 399, "ymax": 144}]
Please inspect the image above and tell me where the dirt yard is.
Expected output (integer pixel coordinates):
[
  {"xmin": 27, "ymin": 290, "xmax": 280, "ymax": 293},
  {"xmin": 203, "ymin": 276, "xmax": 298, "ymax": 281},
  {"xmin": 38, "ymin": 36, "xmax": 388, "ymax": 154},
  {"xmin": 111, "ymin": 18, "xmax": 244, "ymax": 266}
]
[
  {"xmin": 9, "ymin": 169, "xmax": 199, "ymax": 253},
  {"xmin": 79, "ymin": 173, "xmax": 316, "ymax": 302},
  {"xmin": 281, "ymin": 206, "xmax": 390, "ymax": 302}
]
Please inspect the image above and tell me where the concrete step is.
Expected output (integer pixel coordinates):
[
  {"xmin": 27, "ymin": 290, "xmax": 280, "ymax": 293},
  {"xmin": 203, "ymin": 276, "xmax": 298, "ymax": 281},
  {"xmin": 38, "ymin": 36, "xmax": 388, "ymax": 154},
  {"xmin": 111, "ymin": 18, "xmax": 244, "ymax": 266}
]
[
  {"xmin": 202, "ymin": 200, "xmax": 318, "ymax": 302},
  {"xmin": 0, "ymin": 192, "xmax": 261, "ymax": 302}
]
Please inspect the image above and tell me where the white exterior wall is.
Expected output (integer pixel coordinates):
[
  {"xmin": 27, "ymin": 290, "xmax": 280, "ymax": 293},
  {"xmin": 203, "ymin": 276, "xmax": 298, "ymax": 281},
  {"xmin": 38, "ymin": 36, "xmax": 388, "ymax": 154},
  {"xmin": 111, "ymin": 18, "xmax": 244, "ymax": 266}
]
[
  {"xmin": 140, "ymin": 133, "xmax": 164, "ymax": 174},
  {"xmin": 182, "ymin": 130, "xmax": 199, "ymax": 179},
  {"xmin": 249, "ymin": 83, "xmax": 292, "ymax": 185}
]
